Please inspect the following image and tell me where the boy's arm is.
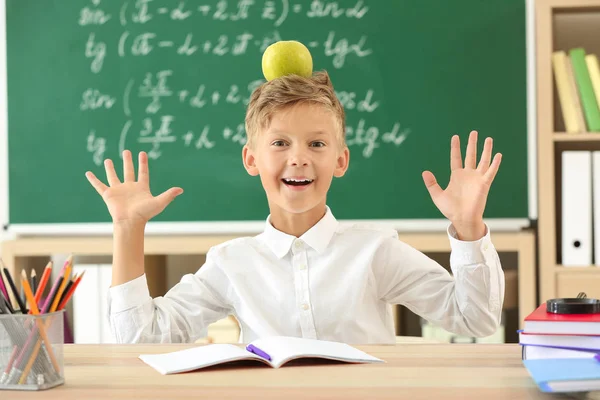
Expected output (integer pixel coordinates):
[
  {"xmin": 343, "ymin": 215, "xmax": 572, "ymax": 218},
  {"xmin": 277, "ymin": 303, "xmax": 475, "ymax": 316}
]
[
  {"xmin": 111, "ymin": 222, "xmax": 145, "ymax": 287},
  {"xmin": 373, "ymin": 224, "xmax": 504, "ymax": 338},
  {"xmin": 107, "ymin": 246, "xmax": 232, "ymax": 344}
]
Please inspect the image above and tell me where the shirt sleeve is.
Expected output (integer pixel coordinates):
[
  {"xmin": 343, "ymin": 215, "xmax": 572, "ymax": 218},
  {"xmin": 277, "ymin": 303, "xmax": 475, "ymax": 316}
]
[
  {"xmin": 373, "ymin": 224, "xmax": 504, "ymax": 338},
  {"xmin": 107, "ymin": 247, "xmax": 232, "ymax": 344}
]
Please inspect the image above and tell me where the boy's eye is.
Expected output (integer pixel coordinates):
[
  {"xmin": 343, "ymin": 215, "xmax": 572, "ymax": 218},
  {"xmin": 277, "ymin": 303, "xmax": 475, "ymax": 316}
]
[
  {"xmin": 272, "ymin": 140, "xmax": 287, "ymax": 147},
  {"xmin": 310, "ymin": 141, "xmax": 325, "ymax": 148}
]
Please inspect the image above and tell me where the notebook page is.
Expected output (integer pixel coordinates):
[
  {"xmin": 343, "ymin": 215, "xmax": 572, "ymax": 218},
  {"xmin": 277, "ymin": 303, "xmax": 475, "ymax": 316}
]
[
  {"xmin": 250, "ymin": 336, "xmax": 384, "ymax": 368},
  {"xmin": 139, "ymin": 344, "xmax": 266, "ymax": 374}
]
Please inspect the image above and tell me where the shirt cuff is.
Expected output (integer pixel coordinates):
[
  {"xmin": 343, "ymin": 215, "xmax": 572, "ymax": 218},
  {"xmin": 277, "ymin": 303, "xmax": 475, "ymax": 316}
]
[
  {"xmin": 447, "ymin": 223, "xmax": 493, "ymax": 267},
  {"xmin": 108, "ymin": 273, "xmax": 151, "ymax": 314}
]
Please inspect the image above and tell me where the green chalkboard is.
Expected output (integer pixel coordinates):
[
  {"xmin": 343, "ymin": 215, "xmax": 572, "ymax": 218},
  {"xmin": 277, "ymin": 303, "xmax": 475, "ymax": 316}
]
[{"xmin": 6, "ymin": 0, "xmax": 528, "ymax": 228}]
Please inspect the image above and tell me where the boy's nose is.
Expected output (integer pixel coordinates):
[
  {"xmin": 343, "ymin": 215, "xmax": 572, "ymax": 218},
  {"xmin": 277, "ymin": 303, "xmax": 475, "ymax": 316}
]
[
  {"xmin": 289, "ymin": 148, "xmax": 310, "ymax": 166},
  {"xmin": 290, "ymin": 158, "xmax": 309, "ymax": 167}
]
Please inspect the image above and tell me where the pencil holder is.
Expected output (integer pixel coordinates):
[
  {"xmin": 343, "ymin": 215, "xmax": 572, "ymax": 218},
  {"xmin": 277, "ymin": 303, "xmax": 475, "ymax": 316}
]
[{"xmin": 0, "ymin": 310, "xmax": 65, "ymax": 390}]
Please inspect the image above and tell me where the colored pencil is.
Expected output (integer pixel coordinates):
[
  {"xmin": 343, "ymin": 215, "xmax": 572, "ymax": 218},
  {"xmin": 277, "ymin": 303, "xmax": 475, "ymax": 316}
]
[
  {"xmin": 34, "ymin": 262, "xmax": 52, "ymax": 306},
  {"xmin": 2, "ymin": 268, "xmax": 27, "ymax": 314},
  {"xmin": 0, "ymin": 268, "xmax": 9, "ymax": 307},
  {"xmin": 56, "ymin": 276, "xmax": 75, "ymax": 309},
  {"xmin": 41, "ymin": 276, "xmax": 62, "ymax": 315},
  {"xmin": 21, "ymin": 270, "xmax": 28, "ymax": 309},
  {"xmin": 31, "ymin": 269, "xmax": 37, "ymax": 297},
  {"xmin": 50, "ymin": 263, "xmax": 72, "ymax": 312},
  {"xmin": 1, "ymin": 294, "xmax": 14, "ymax": 314},
  {"xmin": 57, "ymin": 271, "xmax": 85, "ymax": 311},
  {"xmin": 3, "ymin": 345, "xmax": 17, "ymax": 375}
]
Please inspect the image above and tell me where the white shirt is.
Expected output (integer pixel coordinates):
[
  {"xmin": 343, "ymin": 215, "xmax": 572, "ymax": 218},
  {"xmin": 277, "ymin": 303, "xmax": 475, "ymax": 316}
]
[{"xmin": 107, "ymin": 207, "xmax": 504, "ymax": 344}]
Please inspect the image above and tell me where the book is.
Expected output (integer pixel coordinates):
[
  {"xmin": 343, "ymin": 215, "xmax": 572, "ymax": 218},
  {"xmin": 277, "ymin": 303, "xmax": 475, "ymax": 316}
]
[
  {"xmin": 523, "ymin": 358, "xmax": 600, "ymax": 393},
  {"xmin": 138, "ymin": 336, "xmax": 384, "ymax": 374},
  {"xmin": 521, "ymin": 345, "xmax": 596, "ymax": 360},
  {"xmin": 520, "ymin": 331, "xmax": 600, "ymax": 349},
  {"xmin": 552, "ymin": 51, "xmax": 584, "ymax": 133},
  {"xmin": 570, "ymin": 48, "xmax": 600, "ymax": 131},
  {"xmin": 566, "ymin": 53, "xmax": 588, "ymax": 132},
  {"xmin": 523, "ymin": 304, "xmax": 600, "ymax": 335},
  {"xmin": 587, "ymin": 54, "xmax": 600, "ymax": 116}
]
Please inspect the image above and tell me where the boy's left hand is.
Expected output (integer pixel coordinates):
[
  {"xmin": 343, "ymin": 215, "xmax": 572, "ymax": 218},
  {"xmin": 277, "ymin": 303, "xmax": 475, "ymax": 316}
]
[{"xmin": 422, "ymin": 130, "xmax": 502, "ymax": 241}]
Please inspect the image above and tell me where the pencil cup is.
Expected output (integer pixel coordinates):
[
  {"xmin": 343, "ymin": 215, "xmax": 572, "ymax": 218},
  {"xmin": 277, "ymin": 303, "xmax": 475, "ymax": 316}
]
[{"xmin": 0, "ymin": 310, "xmax": 65, "ymax": 390}]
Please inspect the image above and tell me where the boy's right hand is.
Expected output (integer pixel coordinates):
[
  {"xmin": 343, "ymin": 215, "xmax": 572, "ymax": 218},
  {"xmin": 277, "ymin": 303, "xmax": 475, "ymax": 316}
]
[{"xmin": 85, "ymin": 150, "xmax": 183, "ymax": 226}]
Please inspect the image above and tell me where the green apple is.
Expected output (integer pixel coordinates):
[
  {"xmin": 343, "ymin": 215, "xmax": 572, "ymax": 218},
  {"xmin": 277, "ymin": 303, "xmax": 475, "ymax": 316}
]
[{"xmin": 261, "ymin": 40, "xmax": 313, "ymax": 81}]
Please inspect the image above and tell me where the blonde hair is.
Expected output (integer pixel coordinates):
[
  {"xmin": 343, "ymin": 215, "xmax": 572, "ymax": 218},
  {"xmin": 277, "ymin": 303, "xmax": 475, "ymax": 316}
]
[{"xmin": 244, "ymin": 71, "xmax": 346, "ymax": 148}]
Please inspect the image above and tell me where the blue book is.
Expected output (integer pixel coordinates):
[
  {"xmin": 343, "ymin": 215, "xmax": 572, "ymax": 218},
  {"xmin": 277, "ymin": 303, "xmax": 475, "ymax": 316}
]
[{"xmin": 523, "ymin": 358, "xmax": 600, "ymax": 393}]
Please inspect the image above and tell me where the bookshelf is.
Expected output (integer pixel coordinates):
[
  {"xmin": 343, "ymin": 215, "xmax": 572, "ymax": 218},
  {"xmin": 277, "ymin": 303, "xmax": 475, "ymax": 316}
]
[{"xmin": 537, "ymin": 0, "xmax": 600, "ymax": 302}]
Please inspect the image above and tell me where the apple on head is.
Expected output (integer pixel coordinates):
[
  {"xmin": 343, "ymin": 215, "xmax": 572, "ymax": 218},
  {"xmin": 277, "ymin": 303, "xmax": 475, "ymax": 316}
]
[{"xmin": 261, "ymin": 40, "xmax": 313, "ymax": 81}]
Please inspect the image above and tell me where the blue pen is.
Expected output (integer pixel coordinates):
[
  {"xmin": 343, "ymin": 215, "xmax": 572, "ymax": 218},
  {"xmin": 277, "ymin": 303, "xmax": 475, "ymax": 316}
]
[{"xmin": 246, "ymin": 344, "xmax": 272, "ymax": 361}]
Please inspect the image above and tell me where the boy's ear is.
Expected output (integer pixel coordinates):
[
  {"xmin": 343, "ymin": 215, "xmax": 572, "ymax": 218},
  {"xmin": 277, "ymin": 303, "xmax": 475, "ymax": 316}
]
[
  {"xmin": 334, "ymin": 146, "xmax": 350, "ymax": 178},
  {"xmin": 242, "ymin": 145, "xmax": 259, "ymax": 176}
]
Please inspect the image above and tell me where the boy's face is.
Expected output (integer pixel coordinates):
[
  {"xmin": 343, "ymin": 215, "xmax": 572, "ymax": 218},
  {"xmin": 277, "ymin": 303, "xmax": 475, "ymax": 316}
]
[{"xmin": 243, "ymin": 103, "xmax": 349, "ymax": 216}]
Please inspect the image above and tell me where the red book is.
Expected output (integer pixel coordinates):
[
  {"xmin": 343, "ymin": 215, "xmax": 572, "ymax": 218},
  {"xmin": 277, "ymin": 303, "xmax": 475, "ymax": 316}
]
[{"xmin": 524, "ymin": 304, "xmax": 600, "ymax": 335}]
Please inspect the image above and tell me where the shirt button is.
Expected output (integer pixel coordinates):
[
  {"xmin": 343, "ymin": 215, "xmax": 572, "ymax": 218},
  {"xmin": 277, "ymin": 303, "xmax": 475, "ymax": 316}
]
[
  {"xmin": 294, "ymin": 240, "xmax": 303, "ymax": 250},
  {"xmin": 301, "ymin": 303, "xmax": 309, "ymax": 311},
  {"xmin": 299, "ymin": 264, "xmax": 306, "ymax": 270}
]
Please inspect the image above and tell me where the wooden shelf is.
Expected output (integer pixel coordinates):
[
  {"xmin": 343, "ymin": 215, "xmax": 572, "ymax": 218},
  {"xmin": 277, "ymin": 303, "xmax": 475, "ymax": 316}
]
[
  {"xmin": 553, "ymin": 133, "xmax": 600, "ymax": 141},
  {"xmin": 537, "ymin": 0, "xmax": 600, "ymax": 304},
  {"xmin": 542, "ymin": 0, "xmax": 600, "ymax": 7},
  {"xmin": 555, "ymin": 265, "xmax": 600, "ymax": 272}
]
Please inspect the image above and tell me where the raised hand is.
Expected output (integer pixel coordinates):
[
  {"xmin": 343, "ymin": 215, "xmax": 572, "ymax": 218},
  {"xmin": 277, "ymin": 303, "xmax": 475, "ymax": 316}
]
[
  {"xmin": 421, "ymin": 131, "xmax": 502, "ymax": 240},
  {"xmin": 85, "ymin": 150, "xmax": 183, "ymax": 225}
]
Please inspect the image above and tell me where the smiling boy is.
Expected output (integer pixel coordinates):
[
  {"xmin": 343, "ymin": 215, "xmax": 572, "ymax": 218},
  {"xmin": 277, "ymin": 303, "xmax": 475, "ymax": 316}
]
[{"xmin": 86, "ymin": 71, "xmax": 504, "ymax": 344}]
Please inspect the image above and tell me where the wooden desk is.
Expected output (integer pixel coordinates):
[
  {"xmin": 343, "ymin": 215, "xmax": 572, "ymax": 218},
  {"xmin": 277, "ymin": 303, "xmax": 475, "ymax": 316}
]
[{"xmin": 4, "ymin": 343, "xmax": 553, "ymax": 400}]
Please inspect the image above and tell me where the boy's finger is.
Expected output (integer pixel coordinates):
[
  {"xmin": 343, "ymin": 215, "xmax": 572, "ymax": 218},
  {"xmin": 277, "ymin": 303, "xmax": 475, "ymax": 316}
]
[
  {"xmin": 138, "ymin": 151, "xmax": 149, "ymax": 184},
  {"xmin": 464, "ymin": 130, "xmax": 478, "ymax": 169},
  {"xmin": 450, "ymin": 135, "xmax": 462, "ymax": 171},
  {"xmin": 85, "ymin": 171, "xmax": 108, "ymax": 195},
  {"xmin": 483, "ymin": 153, "xmax": 502, "ymax": 184},
  {"xmin": 155, "ymin": 187, "xmax": 184, "ymax": 208},
  {"xmin": 104, "ymin": 159, "xmax": 121, "ymax": 186},
  {"xmin": 477, "ymin": 137, "xmax": 493, "ymax": 173},
  {"xmin": 422, "ymin": 171, "xmax": 443, "ymax": 200},
  {"xmin": 123, "ymin": 150, "xmax": 135, "ymax": 182}
]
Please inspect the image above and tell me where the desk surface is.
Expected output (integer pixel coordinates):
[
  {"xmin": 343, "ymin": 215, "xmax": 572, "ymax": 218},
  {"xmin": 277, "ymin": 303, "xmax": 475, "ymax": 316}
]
[{"xmin": 3, "ymin": 343, "xmax": 560, "ymax": 400}]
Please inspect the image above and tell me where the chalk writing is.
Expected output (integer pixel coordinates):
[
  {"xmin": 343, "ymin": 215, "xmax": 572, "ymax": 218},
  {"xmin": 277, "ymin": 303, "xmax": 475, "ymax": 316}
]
[
  {"xmin": 78, "ymin": 0, "xmax": 410, "ymax": 165},
  {"xmin": 84, "ymin": 33, "xmax": 106, "ymax": 73},
  {"xmin": 79, "ymin": 0, "xmax": 111, "ymax": 26},
  {"xmin": 87, "ymin": 131, "xmax": 107, "ymax": 166}
]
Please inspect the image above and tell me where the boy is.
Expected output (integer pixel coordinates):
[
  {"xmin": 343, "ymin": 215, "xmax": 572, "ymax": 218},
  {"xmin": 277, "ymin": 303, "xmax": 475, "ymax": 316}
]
[{"xmin": 85, "ymin": 71, "xmax": 504, "ymax": 344}]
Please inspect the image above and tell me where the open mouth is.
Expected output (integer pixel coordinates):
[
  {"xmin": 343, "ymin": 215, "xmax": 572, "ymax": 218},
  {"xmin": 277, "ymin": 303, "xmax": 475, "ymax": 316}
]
[{"xmin": 281, "ymin": 178, "xmax": 314, "ymax": 187}]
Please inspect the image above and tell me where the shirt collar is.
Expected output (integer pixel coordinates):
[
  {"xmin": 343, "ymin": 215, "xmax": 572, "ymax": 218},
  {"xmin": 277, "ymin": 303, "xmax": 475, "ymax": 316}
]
[{"xmin": 262, "ymin": 206, "xmax": 338, "ymax": 258}]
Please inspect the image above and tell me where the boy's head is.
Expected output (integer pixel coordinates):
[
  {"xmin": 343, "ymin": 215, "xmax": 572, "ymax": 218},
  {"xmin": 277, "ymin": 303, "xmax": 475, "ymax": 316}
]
[
  {"xmin": 244, "ymin": 71, "xmax": 346, "ymax": 148},
  {"xmin": 242, "ymin": 71, "xmax": 350, "ymax": 216}
]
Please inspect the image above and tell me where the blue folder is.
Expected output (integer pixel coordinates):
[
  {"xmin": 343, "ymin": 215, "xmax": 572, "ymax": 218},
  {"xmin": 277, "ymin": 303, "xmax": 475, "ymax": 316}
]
[{"xmin": 523, "ymin": 358, "xmax": 600, "ymax": 393}]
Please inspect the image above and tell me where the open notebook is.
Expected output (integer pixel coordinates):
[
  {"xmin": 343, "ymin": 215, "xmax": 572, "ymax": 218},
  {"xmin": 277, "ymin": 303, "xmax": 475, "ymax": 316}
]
[{"xmin": 139, "ymin": 336, "xmax": 384, "ymax": 374}]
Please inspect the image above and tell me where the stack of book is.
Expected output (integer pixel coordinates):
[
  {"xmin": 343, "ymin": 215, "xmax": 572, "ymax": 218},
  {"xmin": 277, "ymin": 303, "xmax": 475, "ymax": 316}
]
[
  {"xmin": 520, "ymin": 303, "xmax": 600, "ymax": 393},
  {"xmin": 552, "ymin": 48, "xmax": 600, "ymax": 133}
]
